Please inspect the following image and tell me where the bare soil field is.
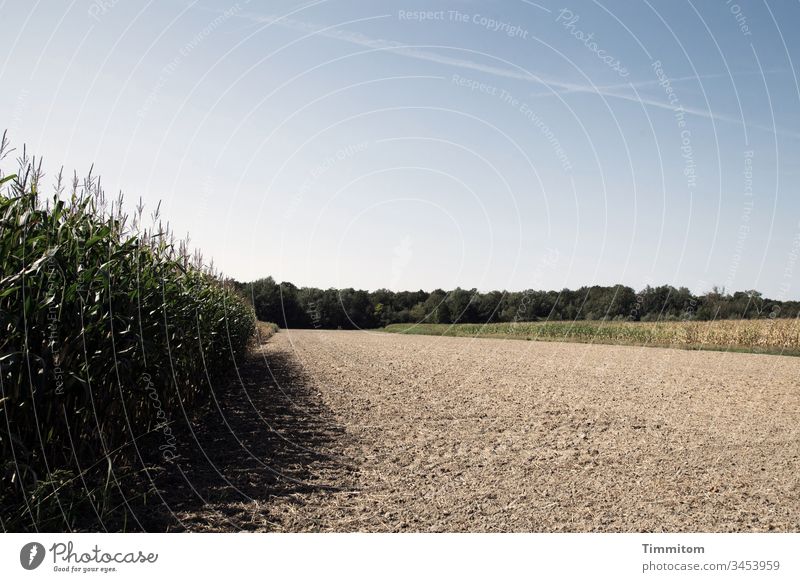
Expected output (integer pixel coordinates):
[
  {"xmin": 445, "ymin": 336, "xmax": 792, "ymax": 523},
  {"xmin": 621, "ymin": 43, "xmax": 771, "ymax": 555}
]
[{"xmin": 172, "ymin": 330, "xmax": 800, "ymax": 532}]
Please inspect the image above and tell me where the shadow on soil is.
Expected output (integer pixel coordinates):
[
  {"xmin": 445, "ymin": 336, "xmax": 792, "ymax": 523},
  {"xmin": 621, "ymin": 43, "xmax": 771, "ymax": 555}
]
[{"xmin": 141, "ymin": 343, "xmax": 352, "ymax": 531}]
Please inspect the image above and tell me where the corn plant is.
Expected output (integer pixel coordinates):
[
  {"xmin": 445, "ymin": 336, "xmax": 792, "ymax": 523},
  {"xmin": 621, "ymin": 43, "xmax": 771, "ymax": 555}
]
[
  {"xmin": 385, "ymin": 318, "xmax": 800, "ymax": 354},
  {"xmin": 0, "ymin": 134, "xmax": 255, "ymax": 530}
]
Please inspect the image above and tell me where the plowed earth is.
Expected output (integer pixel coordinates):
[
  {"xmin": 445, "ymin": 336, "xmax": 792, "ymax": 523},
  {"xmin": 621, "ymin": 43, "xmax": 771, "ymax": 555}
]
[{"xmin": 167, "ymin": 330, "xmax": 800, "ymax": 532}]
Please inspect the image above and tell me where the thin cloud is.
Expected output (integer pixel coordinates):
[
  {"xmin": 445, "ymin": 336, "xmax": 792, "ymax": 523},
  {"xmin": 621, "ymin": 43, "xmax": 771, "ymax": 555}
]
[
  {"xmin": 232, "ymin": 10, "xmax": 797, "ymax": 138},
  {"xmin": 528, "ymin": 71, "xmax": 770, "ymax": 98},
  {"xmin": 238, "ymin": 11, "xmax": 589, "ymax": 91}
]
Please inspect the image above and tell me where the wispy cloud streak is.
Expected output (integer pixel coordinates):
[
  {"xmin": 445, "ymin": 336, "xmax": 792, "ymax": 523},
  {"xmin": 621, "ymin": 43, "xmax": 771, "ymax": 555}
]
[{"xmin": 233, "ymin": 10, "xmax": 797, "ymax": 138}]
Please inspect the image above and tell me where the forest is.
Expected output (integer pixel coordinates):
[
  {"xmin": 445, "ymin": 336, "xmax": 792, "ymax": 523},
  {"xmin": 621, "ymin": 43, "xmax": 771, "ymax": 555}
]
[{"xmin": 235, "ymin": 277, "xmax": 799, "ymax": 329}]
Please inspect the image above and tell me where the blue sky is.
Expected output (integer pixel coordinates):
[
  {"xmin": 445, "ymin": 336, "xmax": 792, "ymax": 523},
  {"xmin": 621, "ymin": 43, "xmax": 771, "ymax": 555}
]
[{"xmin": 2, "ymin": 0, "xmax": 800, "ymax": 297}]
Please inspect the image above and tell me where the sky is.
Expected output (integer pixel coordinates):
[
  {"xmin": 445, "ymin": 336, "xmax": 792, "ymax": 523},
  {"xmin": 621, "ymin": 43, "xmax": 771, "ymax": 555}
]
[{"xmin": 2, "ymin": 0, "xmax": 800, "ymax": 298}]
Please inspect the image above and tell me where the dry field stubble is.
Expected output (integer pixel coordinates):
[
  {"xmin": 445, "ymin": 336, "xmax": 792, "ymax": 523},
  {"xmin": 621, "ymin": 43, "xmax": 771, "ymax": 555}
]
[{"xmin": 253, "ymin": 329, "xmax": 799, "ymax": 532}]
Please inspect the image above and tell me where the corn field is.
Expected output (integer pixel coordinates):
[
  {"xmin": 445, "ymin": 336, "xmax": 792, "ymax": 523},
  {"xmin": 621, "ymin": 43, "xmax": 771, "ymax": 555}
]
[
  {"xmin": 0, "ymin": 135, "xmax": 255, "ymax": 530},
  {"xmin": 385, "ymin": 318, "xmax": 800, "ymax": 354}
]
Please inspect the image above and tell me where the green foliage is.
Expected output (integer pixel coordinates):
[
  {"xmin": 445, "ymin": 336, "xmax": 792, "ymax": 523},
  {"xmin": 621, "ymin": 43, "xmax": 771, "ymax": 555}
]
[
  {"xmin": 236, "ymin": 278, "xmax": 799, "ymax": 330},
  {"xmin": 0, "ymin": 136, "xmax": 255, "ymax": 530}
]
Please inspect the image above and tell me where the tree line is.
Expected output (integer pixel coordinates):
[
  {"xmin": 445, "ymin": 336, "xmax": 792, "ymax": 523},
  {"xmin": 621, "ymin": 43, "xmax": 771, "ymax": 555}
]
[{"xmin": 230, "ymin": 277, "xmax": 799, "ymax": 330}]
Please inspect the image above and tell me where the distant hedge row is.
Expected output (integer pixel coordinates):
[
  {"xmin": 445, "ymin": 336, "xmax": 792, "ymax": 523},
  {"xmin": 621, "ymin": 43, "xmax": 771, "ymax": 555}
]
[
  {"xmin": 0, "ymin": 141, "xmax": 255, "ymax": 530},
  {"xmin": 239, "ymin": 277, "xmax": 800, "ymax": 331}
]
